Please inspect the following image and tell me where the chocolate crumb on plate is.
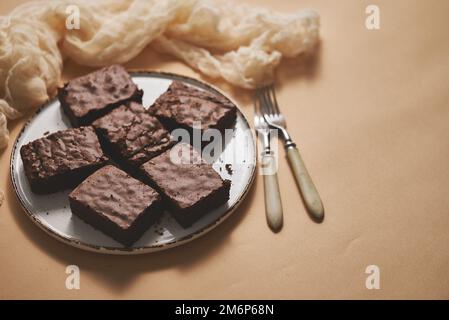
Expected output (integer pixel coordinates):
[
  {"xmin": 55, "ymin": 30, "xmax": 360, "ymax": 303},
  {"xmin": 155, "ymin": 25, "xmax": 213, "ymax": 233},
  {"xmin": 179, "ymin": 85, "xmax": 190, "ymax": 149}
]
[{"xmin": 225, "ymin": 164, "xmax": 233, "ymax": 175}]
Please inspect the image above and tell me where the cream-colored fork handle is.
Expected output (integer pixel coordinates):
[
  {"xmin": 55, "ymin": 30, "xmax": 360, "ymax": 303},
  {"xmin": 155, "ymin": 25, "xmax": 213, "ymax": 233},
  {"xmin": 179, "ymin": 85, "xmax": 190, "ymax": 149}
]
[
  {"xmin": 286, "ymin": 146, "xmax": 324, "ymax": 221},
  {"xmin": 261, "ymin": 152, "xmax": 283, "ymax": 232}
]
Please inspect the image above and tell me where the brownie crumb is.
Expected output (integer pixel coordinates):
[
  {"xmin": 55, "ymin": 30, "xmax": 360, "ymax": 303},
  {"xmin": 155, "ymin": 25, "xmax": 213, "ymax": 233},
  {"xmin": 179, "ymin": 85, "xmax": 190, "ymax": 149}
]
[{"xmin": 225, "ymin": 164, "xmax": 233, "ymax": 175}]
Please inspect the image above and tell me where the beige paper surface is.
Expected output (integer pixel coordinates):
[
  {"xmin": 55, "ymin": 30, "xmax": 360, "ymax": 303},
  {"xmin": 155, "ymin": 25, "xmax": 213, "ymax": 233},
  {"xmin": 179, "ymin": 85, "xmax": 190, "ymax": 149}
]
[{"xmin": 1, "ymin": 0, "xmax": 448, "ymax": 299}]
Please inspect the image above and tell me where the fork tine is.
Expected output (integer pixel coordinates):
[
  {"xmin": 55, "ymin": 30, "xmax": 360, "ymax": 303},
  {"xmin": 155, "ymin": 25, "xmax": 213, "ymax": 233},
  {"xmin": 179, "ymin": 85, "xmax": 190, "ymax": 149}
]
[
  {"xmin": 261, "ymin": 86, "xmax": 272, "ymax": 115},
  {"xmin": 253, "ymin": 88, "xmax": 260, "ymax": 116},
  {"xmin": 257, "ymin": 87, "xmax": 265, "ymax": 114},
  {"xmin": 260, "ymin": 86, "xmax": 273, "ymax": 116},
  {"xmin": 254, "ymin": 88, "xmax": 261, "ymax": 117},
  {"xmin": 266, "ymin": 85, "xmax": 278, "ymax": 116},
  {"xmin": 253, "ymin": 88, "xmax": 258, "ymax": 113},
  {"xmin": 268, "ymin": 84, "xmax": 281, "ymax": 115}
]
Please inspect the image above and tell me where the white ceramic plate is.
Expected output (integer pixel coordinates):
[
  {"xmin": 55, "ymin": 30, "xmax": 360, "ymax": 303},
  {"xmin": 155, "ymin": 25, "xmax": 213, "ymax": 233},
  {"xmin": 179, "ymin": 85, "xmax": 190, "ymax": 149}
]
[{"xmin": 10, "ymin": 72, "xmax": 256, "ymax": 254}]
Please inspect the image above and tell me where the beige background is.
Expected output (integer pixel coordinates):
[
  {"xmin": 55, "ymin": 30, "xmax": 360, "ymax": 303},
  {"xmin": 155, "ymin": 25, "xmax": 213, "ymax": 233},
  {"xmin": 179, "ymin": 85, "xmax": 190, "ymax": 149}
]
[{"xmin": 1, "ymin": 0, "xmax": 449, "ymax": 299}]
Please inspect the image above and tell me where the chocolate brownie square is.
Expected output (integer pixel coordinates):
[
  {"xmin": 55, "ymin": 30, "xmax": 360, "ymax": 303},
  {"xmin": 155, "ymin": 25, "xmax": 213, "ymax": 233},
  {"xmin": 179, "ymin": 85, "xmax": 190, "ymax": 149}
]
[
  {"xmin": 69, "ymin": 165, "xmax": 162, "ymax": 246},
  {"xmin": 150, "ymin": 81, "xmax": 237, "ymax": 136},
  {"xmin": 58, "ymin": 65, "xmax": 143, "ymax": 126},
  {"xmin": 140, "ymin": 143, "xmax": 230, "ymax": 228},
  {"xmin": 92, "ymin": 102, "xmax": 175, "ymax": 168},
  {"xmin": 20, "ymin": 126, "xmax": 108, "ymax": 194}
]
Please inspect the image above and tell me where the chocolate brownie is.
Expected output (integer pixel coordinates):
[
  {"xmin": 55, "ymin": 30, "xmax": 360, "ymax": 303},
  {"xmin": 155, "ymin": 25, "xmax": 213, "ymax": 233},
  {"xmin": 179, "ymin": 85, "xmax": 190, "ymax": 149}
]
[
  {"xmin": 140, "ymin": 143, "xmax": 230, "ymax": 228},
  {"xmin": 92, "ymin": 102, "xmax": 175, "ymax": 168},
  {"xmin": 58, "ymin": 65, "xmax": 143, "ymax": 126},
  {"xmin": 20, "ymin": 126, "xmax": 108, "ymax": 194},
  {"xmin": 69, "ymin": 165, "xmax": 162, "ymax": 246},
  {"xmin": 150, "ymin": 81, "xmax": 237, "ymax": 137}
]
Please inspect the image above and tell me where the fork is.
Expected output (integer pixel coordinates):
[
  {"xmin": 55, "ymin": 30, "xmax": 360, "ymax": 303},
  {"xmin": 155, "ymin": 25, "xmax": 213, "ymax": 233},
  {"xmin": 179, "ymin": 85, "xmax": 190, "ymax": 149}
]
[
  {"xmin": 259, "ymin": 85, "xmax": 324, "ymax": 222},
  {"xmin": 254, "ymin": 89, "xmax": 283, "ymax": 232}
]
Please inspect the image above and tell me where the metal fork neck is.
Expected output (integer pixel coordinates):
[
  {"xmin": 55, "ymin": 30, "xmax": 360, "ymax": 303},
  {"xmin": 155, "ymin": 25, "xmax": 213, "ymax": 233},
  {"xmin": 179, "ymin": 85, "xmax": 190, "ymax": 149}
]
[
  {"xmin": 279, "ymin": 127, "xmax": 291, "ymax": 141},
  {"xmin": 261, "ymin": 131, "xmax": 271, "ymax": 153},
  {"xmin": 277, "ymin": 128, "xmax": 296, "ymax": 149},
  {"xmin": 284, "ymin": 139, "xmax": 296, "ymax": 149}
]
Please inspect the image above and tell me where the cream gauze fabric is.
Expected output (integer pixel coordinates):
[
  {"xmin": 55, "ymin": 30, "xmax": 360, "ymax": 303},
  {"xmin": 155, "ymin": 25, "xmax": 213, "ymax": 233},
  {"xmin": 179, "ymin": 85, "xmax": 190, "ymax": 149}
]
[{"xmin": 0, "ymin": 0, "xmax": 320, "ymax": 149}]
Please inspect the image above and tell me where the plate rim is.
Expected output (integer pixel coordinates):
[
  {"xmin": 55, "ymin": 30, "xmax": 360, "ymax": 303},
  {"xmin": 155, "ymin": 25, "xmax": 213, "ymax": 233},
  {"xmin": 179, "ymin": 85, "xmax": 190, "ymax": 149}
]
[{"xmin": 9, "ymin": 70, "xmax": 256, "ymax": 255}]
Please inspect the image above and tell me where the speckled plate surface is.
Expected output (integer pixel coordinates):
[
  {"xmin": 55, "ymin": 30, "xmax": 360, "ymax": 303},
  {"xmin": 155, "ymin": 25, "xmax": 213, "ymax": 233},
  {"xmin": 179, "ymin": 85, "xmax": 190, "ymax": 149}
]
[{"xmin": 10, "ymin": 72, "xmax": 256, "ymax": 254}]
